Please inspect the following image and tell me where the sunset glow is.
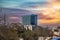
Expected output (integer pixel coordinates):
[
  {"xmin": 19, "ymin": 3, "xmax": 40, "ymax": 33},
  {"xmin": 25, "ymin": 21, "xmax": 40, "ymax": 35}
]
[
  {"xmin": 38, "ymin": 0, "xmax": 60, "ymax": 25},
  {"xmin": 1, "ymin": 0, "xmax": 60, "ymax": 26}
]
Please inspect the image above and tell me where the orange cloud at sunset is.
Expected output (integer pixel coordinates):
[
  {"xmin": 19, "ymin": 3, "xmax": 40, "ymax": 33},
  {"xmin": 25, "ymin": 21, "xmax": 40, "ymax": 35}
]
[
  {"xmin": 37, "ymin": 0, "xmax": 60, "ymax": 25},
  {"xmin": 38, "ymin": 19, "xmax": 60, "ymax": 25},
  {"xmin": 38, "ymin": 10, "xmax": 60, "ymax": 24},
  {"xmin": 38, "ymin": 9, "xmax": 60, "ymax": 25},
  {"xmin": 52, "ymin": 2, "xmax": 60, "ymax": 9}
]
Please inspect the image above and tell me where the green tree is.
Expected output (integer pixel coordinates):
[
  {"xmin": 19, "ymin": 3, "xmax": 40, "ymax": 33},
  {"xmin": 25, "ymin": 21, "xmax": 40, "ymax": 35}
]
[
  {"xmin": 0, "ymin": 25, "xmax": 19, "ymax": 40},
  {"xmin": 24, "ymin": 29, "xmax": 35, "ymax": 40}
]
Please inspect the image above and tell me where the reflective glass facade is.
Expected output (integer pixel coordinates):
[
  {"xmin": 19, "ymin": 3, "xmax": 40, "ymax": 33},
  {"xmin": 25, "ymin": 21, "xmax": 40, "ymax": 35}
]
[{"xmin": 22, "ymin": 14, "xmax": 37, "ymax": 25}]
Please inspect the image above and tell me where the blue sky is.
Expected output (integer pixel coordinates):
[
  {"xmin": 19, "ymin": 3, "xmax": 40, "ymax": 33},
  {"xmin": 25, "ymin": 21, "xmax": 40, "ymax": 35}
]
[{"xmin": 0, "ymin": 0, "xmax": 48, "ymax": 8}]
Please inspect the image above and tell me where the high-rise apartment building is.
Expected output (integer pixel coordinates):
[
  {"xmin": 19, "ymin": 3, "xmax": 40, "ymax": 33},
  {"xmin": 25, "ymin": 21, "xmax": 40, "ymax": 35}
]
[
  {"xmin": 22, "ymin": 14, "xmax": 37, "ymax": 25},
  {"xmin": 22, "ymin": 14, "xmax": 37, "ymax": 30}
]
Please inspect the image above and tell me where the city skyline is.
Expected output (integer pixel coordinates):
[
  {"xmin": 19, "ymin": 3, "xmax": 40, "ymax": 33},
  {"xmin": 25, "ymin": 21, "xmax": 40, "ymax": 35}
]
[{"xmin": 0, "ymin": 0, "xmax": 60, "ymax": 26}]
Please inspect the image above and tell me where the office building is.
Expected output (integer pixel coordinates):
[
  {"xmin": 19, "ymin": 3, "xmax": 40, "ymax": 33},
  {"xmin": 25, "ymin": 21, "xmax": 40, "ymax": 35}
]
[
  {"xmin": 22, "ymin": 14, "xmax": 37, "ymax": 30},
  {"xmin": 22, "ymin": 14, "xmax": 37, "ymax": 25}
]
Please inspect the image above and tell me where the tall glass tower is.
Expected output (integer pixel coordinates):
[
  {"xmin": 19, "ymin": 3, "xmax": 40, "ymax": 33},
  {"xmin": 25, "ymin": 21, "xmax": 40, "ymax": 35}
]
[{"xmin": 22, "ymin": 14, "xmax": 37, "ymax": 25}]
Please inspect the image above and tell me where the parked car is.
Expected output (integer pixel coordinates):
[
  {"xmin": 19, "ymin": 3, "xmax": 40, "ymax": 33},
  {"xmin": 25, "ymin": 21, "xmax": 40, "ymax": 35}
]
[{"xmin": 51, "ymin": 37, "xmax": 60, "ymax": 40}]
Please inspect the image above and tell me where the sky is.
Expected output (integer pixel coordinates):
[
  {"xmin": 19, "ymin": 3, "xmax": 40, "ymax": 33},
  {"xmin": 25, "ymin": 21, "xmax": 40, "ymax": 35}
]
[
  {"xmin": 0, "ymin": 0, "xmax": 60, "ymax": 26},
  {"xmin": 0, "ymin": 0, "xmax": 48, "ymax": 8}
]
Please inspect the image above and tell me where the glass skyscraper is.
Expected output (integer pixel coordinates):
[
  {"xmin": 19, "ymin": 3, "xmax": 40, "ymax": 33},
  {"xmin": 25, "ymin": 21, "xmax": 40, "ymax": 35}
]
[{"xmin": 22, "ymin": 14, "xmax": 37, "ymax": 25}]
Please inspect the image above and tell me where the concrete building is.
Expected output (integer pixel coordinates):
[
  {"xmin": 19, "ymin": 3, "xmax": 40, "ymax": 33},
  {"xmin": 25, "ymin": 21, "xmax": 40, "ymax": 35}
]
[
  {"xmin": 51, "ymin": 26, "xmax": 60, "ymax": 38},
  {"xmin": 22, "ymin": 14, "xmax": 37, "ymax": 30}
]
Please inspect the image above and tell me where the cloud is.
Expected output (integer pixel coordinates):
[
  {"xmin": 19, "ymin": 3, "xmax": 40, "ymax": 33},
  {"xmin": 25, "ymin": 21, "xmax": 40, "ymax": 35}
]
[
  {"xmin": 1, "ymin": 0, "xmax": 60, "ymax": 26},
  {"xmin": 0, "ymin": 0, "xmax": 21, "ymax": 8},
  {"xmin": 38, "ymin": 13, "xmax": 54, "ymax": 20},
  {"xmin": 2, "ymin": 8, "xmax": 31, "ymax": 14},
  {"xmin": 38, "ymin": 13, "xmax": 47, "ymax": 19},
  {"xmin": 9, "ymin": 16, "xmax": 19, "ymax": 19},
  {"xmin": 21, "ymin": 2, "xmax": 49, "ymax": 8},
  {"xmin": 37, "ymin": 9, "xmax": 60, "ymax": 25},
  {"xmin": 9, "ymin": 17, "xmax": 20, "ymax": 23},
  {"xmin": 0, "ymin": 0, "xmax": 48, "ymax": 8},
  {"xmin": 49, "ymin": 0, "xmax": 60, "ymax": 2}
]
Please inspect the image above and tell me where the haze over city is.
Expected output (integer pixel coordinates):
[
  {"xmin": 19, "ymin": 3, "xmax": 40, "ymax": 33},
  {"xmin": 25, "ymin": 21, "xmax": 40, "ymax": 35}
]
[{"xmin": 0, "ymin": 0, "xmax": 60, "ymax": 26}]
